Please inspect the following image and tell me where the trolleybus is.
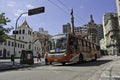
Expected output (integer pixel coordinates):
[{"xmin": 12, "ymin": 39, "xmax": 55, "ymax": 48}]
[{"xmin": 46, "ymin": 33, "xmax": 100, "ymax": 65}]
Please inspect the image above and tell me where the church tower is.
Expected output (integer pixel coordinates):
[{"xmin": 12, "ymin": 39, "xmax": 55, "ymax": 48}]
[{"xmin": 16, "ymin": 20, "xmax": 33, "ymax": 43}]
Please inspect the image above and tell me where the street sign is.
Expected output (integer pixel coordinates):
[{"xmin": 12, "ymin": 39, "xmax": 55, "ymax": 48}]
[{"xmin": 28, "ymin": 7, "xmax": 45, "ymax": 16}]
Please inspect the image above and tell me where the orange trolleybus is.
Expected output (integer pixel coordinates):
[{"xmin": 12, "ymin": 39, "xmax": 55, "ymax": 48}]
[{"xmin": 46, "ymin": 33, "xmax": 100, "ymax": 65}]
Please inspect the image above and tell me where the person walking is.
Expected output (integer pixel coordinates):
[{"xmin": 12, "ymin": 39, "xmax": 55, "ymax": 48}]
[
  {"xmin": 37, "ymin": 52, "xmax": 41, "ymax": 62},
  {"xmin": 44, "ymin": 52, "xmax": 48, "ymax": 65}
]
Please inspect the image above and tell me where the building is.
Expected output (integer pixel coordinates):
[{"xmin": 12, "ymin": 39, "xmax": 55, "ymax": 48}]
[
  {"xmin": 116, "ymin": 0, "xmax": 120, "ymax": 26},
  {"xmin": 0, "ymin": 20, "xmax": 45, "ymax": 58},
  {"xmin": 62, "ymin": 15, "xmax": 103, "ymax": 45},
  {"xmin": 33, "ymin": 31, "xmax": 51, "ymax": 57},
  {"xmin": 103, "ymin": 13, "xmax": 119, "ymax": 55},
  {"xmin": 39, "ymin": 28, "xmax": 49, "ymax": 35},
  {"xmin": 85, "ymin": 15, "xmax": 98, "ymax": 44},
  {"xmin": 62, "ymin": 23, "xmax": 71, "ymax": 33},
  {"xmin": 0, "ymin": 36, "xmax": 27, "ymax": 58},
  {"xmin": 97, "ymin": 24, "xmax": 104, "ymax": 44}
]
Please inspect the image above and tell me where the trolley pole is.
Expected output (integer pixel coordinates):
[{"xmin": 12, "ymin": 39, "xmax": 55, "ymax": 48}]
[{"xmin": 71, "ymin": 9, "xmax": 75, "ymax": 34}]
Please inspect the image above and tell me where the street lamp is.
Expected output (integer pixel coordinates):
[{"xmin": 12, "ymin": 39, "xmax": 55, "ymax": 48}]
[
  {"xmin": 13, "ymin": 7, "xmax": 45, "ymax": 65},
  {"xmin": 13, "ymin": 12, "xmax": 28, "ymax": 65}
]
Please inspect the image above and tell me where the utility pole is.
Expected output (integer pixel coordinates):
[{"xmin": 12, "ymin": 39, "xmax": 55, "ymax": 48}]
[{"xmin": 71, "ymin": 9, "xmax": 75, "ymax": 34}]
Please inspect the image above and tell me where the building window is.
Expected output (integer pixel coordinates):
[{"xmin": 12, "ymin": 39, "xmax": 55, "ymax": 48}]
[
  {"xmin": 23, "ymin": 30, "xmax": 25, "ymax": 34},
  {"xmin": 18, "ymin": 43, "xmax": 19, "ymax": 48},
  {"xmin": 19, "ymin": 51, "xmax": 21, "ymax": 54},
  {"xmin": 7, "ymin": 51, "xmax": 10, "ymax": 57},
  {"xmin": 4, "ymin": 40, "xmax": 7, "ymax": 46},
  {"xmin": 0, "ymin": 50, "xmax": 2, "ymax": 56},
  {"xmin": 15, "ymin": 43, "xmax": 17, "ymax": 47},
  {"xmin": 19, "ymin": 37, "xmax": 21, "ymax": 40},
  {"xmin": 22, "ymin": 36, "xmax": 24, "ymax": 39},
  {"xmin": 23, "ymin": 45, "xmax": 24, "ymax": 48},
  {"xmin": 4, "ymin": 41, "xmax": 7, "ymax": 46},
  {"xmin": 19, "ymin": 30, "xmax": 21, "ymax": 34},
  {"xmin": 12, "ymin": 42, "xmax": 14, "ymax": 47},
  {"xmin": 28, "ymin": 30, "xmax": 31, "ymax": 35},
  {"xmin": 20, "ymin": 44, "xmax": 22, "ymax": 48},
  {"xmin": 29, "ymin": 44, "xmax": 31, "ymax": 49},
  {"xmin": 0, "ymin": 42, "xmax": 3, "ymax": 45},
  {"xmin": 8, "ymin": 41, "xmax": 10, "ymax": 46}
]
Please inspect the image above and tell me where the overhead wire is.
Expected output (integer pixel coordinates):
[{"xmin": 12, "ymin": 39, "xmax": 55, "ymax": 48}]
[
  {"xmin": 54, "ymin": 0, "xmax": 86, "ymax": 26},
  {"xmin": 47, "ymin": 0, "xmax": 69, "ymax": 15}
]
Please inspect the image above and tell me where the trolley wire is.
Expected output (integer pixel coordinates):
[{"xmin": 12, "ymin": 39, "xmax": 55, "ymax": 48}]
[
  {"xmin": 56, "ymin": 0, "xmax": 86, "ymax": 26},
  {"xmin": 48, "ymin": 0, "xmax": 69, "ymax": 14}
]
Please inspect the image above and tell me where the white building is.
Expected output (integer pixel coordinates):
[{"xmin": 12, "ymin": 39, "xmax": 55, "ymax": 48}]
[{"xmin": 0, "ymin": 20, "xmax": 42, "ymax": 58}]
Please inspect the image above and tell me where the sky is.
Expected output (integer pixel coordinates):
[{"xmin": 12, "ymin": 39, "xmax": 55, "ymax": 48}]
[{"xmin": 0, "ymin": 0, "xmax": 117, "ymax": 35}]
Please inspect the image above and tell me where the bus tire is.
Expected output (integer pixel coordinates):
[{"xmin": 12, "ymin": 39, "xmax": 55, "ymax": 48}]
[
  {"xmin": 50, "ymin": 62, "xmax": 52, "ymax": 65},
  {"xmin": 93, "ymin": 54, "xmax": 97, "ymax": 61},
  {"xmin": 62, "ymin": 62, "xmax": 66, "ymax": 65},
  {"xmin": 79, "ymin": 54, "xmax": 83, "ymax": 63}
]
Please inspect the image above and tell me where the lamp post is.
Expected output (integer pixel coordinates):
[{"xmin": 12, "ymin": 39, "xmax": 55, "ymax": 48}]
[
  {"xmin": 13, "ymin": 12, "xmax": 28, "ymax": 65},
  {"xmin": 13, "ymin": 7, "xmax": 45, "ymax": 65}
]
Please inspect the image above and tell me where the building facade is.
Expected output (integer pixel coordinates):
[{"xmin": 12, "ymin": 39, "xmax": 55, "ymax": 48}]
[
  {"xmin": 62, "ymin": 23, "xmax": 71, "ymax": 33},
  {"xmin": 0, "ymin": 20, "xmax": 47, "ymax": 58},
  {"xmin": 0, "ymin": 37, "xmax": 27, "ymax": 58},
  {"xmin": 62, "ymin": 15, "xmax": 103, "ymax": 45},
  {"xmin": 103, "ymin": 13, "xmax": 119, "ymax": 55}
]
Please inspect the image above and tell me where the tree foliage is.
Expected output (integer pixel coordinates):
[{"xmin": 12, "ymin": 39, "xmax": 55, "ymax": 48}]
[{"xmin": 0, "ymin": 13, "xmax": 12, "ymax": 42}]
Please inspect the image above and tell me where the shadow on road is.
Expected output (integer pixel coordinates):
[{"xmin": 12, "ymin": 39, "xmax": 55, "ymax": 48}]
[{"xmin": 54, "ymin": 60, "xmax": 113, "ymax": 67}]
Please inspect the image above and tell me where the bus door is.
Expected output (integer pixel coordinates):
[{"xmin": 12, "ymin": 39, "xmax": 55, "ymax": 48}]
[{"xmin": 69, "ymin": 37, "xmax": 79, "ymax": 61}]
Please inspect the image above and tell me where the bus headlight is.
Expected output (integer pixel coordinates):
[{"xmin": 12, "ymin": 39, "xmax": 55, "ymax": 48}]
[{"xmin": 64, "ymin": 54, "xmax": 67, "ymax": 57}]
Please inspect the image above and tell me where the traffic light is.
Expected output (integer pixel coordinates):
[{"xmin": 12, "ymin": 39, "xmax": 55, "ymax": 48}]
[{"xmin": 28, "ymin": 7, "xmax": 45, "ymax": 16}]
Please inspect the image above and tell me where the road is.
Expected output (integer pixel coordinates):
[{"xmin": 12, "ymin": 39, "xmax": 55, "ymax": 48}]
[{"xmin": 0, "ymin": 56, "xmax": 117, "ymax": 80}]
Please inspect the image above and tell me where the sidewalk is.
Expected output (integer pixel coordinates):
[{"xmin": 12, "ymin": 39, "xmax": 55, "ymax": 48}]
[
  {"xmin": 99, "ymin": 56, "xmax": 120, "ymax": 80},
  {"xmin": 89, "ymin": 56, "xmax": 120, "ymax": 80},
  {"xmin": 0, "ymin": 58, "xmax": 44, "ymax": 71}
]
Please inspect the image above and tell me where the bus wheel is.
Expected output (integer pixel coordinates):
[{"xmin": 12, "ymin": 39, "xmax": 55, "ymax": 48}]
[
  {"xmin": 62, "ymin": 62, "xmax": 66, "ymax": 65},
  {"xmin": 50, "ymin": 62, "xmax": 52, "ymax": 65},
  {"xmin": 93, "ymin": 54, "xmax": 97, "ymax": 61},
  {"xmin": 79, "ymin": 55, "xmax": 83, "ymax": 63}
]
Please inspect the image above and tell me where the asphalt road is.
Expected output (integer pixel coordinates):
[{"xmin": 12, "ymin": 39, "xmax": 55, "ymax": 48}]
[{"xmin": 0, "ymin": 56, "xmax": 116, "ymax": 80}]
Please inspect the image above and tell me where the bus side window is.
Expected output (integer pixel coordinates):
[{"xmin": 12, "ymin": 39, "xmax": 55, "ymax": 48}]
[
  {"xmin": 88, "ymin": 43, "xmax": 91, "ymax": 51},
  {"xmin": 92, "ymin": 44, "xmax": 94, "ymax": 50},
  {"xmin": 69, "ymin": 38, "xmax": 77, "ymax": 53},
  {"xmin": 81, "ymin": 40, "xmax": 84, "ymax": 52},
  {"xmin": 78, "ymin": 39, "xmax": 82, "ymax": 52},
  {"xmin": 94, "ymin": 44, "xmax": 97, "ymax": 50}
]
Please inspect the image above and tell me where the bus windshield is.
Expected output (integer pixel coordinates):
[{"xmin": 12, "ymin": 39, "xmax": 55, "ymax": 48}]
[{"xmin": 48, "ymin": 34, "xmax": 67, "ymax": 53}]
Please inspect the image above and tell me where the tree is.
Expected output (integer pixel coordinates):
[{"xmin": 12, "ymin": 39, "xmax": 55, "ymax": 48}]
[{"xmin": 0, "ymin": 13, "xmax": 12, "ymax": 42}]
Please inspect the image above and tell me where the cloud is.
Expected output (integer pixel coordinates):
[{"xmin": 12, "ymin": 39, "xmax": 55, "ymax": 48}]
[
  {"xmin": 14, "ymin": 9, "xmax": 27, "ymax": 17},
  {"xmin": 7, "ymin": 1, "xmax": 16, "ymax": 7},
  {"xmin": 26, "ymin": 4, "xmax": 34, "ymax": 9}
]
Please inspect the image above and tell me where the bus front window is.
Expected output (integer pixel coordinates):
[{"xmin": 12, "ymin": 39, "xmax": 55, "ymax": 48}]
[{"xmin": 49, "ymin": 36, "xmax": 67, "ymax": 53}]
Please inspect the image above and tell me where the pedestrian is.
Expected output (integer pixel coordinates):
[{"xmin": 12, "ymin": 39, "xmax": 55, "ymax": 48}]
[
  {"xmin": 11, "ymin": 54, "xmax": 15, "ymax": 65},
  {"xmin": 44, "ymin": 52, "xmax": 48, "ymax": 65},
  {"xmin": 37, "ymin": 52, "xmax": 41, "ymax": 62}
]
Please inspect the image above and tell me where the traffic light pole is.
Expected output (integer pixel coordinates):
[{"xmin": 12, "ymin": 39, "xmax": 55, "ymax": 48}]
[
  {"xmin": 13, "ymin": 12, "xmax": 28, "ymax": 65},
  {"xmin": 13, "ymin": 6, "xmax": 45, "ymax": 65}
]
